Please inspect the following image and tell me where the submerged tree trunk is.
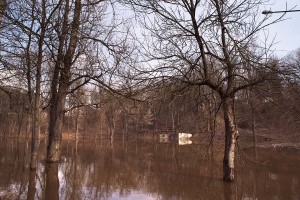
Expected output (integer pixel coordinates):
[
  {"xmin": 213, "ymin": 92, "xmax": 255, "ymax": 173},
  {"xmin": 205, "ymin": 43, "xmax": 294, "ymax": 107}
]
[
  {"xmin": 31, "ymin": 77, "xmax": 41, "ymax": 168},
  {"xmin": 222, "ymin": 97, "xmax": 238, "ymax": 182},
  {"xmin": 109, "ymin": 123, "xmax": 115, "ymax": 145},
  {"xmin": 30, "ymin": 134, "xmax": 40, "ymax": 169}
]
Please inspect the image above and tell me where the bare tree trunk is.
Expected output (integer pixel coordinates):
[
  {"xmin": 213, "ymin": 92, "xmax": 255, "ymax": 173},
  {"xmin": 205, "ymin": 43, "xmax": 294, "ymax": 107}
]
[
  {"xmin": 30, "ymin": 0, "xmax": 46, "ymax": 170},
  {"xmin": 122, "ymin": 121, "xmax": 126, "ymax": 142},
  {"xmin": 26, "ymin": 117, "xmax": 31, "ymax": 138},
  {"xmin": 47, "ymin": 0, "xmax": 81, "ymax": 162},
  {"xmin": 170, "ymin": 103, "xmax": 176, "ymax": 134},
  {"xmin": 47, "ymin": 0, "xmax": 69, "ymax": 162},
  {"xmin": 222, "ymin": 97, "xmax": 238, "ymax": 182},
  {"xmin": 48, "ymin": 94, "xmax": 66, "ymax": 162},
  {"xmin": 30, "ymin": 134, "xmax": 40, "ymax": 169},
  {"xmin": 83, "ymin": 108, "xmax": 87, "ymax": 136},
  {"xmin": 207, "ymin": 95, "xmax": 216, "ymax": 141},
  {"xmin": 250, "ymin": 98, "xmax": 256, "ymax": 144},
  {"xmin": 95, "ymin": 109, "xmax": 102, "ymax": 141},
  {"xmin": 100, "ymin": 112, "xmax": 103, "ymax": 141},
  {"xmin": 17, "ymin": 112, "xmax": 23, "ymax": 136},
  {"xmin": 75, "ymin": 108, "xmax": 80, "ymax": 139}
]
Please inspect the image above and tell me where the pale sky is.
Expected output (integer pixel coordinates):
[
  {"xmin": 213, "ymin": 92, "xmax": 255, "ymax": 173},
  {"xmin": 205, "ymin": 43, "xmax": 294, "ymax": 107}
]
[
  {"xmin": 125, "ymin": 0, "xmax": 300, "ymax": 59},
  {"xmin": 263, "ymin": 0, "xmax": 300, "ymax": 57}
]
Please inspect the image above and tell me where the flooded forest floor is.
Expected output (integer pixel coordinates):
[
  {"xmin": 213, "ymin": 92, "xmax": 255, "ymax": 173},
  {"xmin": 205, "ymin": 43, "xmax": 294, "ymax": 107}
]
[{"xmin": 1, "ymin": 128, "xmax": 300, "ymax": 199}]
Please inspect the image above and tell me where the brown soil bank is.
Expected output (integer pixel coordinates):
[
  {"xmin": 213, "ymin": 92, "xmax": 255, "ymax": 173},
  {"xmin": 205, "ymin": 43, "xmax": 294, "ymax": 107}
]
[{"xmin": 238, "ymin": 128, "xmax": 300, "ymax": 151}]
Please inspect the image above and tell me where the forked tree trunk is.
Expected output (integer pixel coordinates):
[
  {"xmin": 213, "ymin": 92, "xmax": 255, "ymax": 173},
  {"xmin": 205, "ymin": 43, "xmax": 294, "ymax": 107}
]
[
  {"xmin": 222, "ymin": 97, "xmax": 238, "ymax": 182},
  {"xmin": 47, "ymin": 0, "xmax": 81, "ymax": 162}
]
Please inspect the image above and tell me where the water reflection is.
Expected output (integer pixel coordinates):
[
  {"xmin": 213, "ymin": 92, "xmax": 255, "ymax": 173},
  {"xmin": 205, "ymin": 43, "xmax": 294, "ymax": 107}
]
[
  {"xmin": 45, "ymin": 163, "xmax": 59, "ymax": 200},
  {"xmin": 0, "ymin": 137, "xmax": 300, "ymax": 200},
  {"xmin": 26, "ymin": 170, "xmax": 36, "ymax": 200},
  {"xmin": 159, "ymin": 134, "xmax": 193, "ymax": 145},
  {"xmin": 178, "ymin": 138, "xmax": 192, "ymax": 145}
]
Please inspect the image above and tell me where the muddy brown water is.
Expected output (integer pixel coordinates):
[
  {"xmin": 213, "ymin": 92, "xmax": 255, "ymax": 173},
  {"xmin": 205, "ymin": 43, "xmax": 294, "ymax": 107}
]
[{"xmin": 0, "ymin": 137, "xmax": 300, "ymax": 200}]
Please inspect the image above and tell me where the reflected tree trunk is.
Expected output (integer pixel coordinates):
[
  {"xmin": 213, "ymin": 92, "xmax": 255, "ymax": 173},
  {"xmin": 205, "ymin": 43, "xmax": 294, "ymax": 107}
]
[
  {"xmin": 110, "ymin": 127, "xmax": 114, "ymax": 146},
  {"xmin": 105, "ymin": 147, "xmax": 114, "ymax": 195},
  {"xmin": 30, "ymin": 138, "xmax": 40, "ymax": 170},
  {"xmin": 26, "ymin": 170, "xmax": 37, "ymax": 200},
  {"xmin": 17, "ymin": 112, "xmax": 23, "ymax": 136},
  {"xmin": 106, "ymin": 104, "xmax": 116, "ymax": 144},
  {"xmin": 223, "ymin": 183, "xmax": 238, "ymax": 200},
  {"xmin": 71, "ymin": 140, "xmax": 78, "ymax": 200},
  {"xmin": 208, "ymin": 145, "xmax": 215, "ymax": 180},
  {"xmin": 45, "ymin": 163, "xmax": 59, "ymax": 200}
]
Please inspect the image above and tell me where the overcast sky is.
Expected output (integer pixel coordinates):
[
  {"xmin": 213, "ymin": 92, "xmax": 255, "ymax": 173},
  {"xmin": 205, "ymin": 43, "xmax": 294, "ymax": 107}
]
[{"xmin": 263, "ymin": 0, "xmax": 300, "ymax": 57}]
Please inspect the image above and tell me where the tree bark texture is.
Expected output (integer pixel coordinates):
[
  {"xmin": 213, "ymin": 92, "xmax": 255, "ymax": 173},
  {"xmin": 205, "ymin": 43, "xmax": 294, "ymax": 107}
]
[
  {"xmin": 47, "ymin": 94, "xmax": 66, "ymax": 162},
  {"xmin": 222, "ymin": 97, "xmax": 238, "ymax": 182},
  {"xmin": 30, "ymin": 138, "xmax": 40, "ymax": 169},
  {"xmin": 47, "ymin": 0, "xmax": 81, "ymax": 162}
]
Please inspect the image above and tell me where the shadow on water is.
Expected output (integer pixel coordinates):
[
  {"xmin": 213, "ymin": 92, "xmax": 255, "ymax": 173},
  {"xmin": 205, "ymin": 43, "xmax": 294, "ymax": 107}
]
[
  {"xmin": 0, "ymin": 137, "xmax": 300, "ymax": 199},
  {"xmin": 45, "ymin": 163, "xmax": 59, "ymax": 200}
]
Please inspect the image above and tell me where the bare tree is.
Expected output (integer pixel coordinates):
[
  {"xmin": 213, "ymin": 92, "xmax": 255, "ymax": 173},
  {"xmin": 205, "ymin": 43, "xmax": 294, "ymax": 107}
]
[
  {"xmin": 0, "ymin": 0, "xmax": 62, "ymax": 168},
  {"xmin": 46, "ymin": 0, "xmax": 83, "ymax": 161},
  {"xmin": 125, "ymin": 0, "xmax": 284, "ymax": 181},
  {"xmin": 46, "ymin": 0, "xmax": 133, "ymax": 161}
]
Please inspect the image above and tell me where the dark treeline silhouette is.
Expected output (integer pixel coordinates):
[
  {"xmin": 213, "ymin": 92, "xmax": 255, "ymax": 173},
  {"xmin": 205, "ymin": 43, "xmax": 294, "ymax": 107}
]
[{"xmin": 1, "ymin": 61, "xmax": 299, "ymax": 139}]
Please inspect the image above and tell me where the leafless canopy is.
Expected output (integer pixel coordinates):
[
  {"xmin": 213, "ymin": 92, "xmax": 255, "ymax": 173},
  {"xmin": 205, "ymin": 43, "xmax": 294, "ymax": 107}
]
[{"xmin": 125, "ymin": 0, "xmax": 285, "ymax": 97}]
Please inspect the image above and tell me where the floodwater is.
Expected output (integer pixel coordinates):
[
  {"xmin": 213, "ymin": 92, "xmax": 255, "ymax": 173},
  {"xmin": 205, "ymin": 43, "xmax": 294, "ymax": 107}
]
[{"xmin": 1, "ymin": 137, "xmax": 300, "ymax": 200}]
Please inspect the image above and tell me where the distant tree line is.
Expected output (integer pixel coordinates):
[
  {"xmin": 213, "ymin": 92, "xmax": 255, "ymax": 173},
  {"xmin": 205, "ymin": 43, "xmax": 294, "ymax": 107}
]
[{"xmin": 1, "ymin": 56, "xmax": 299, "ymax": 138}]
